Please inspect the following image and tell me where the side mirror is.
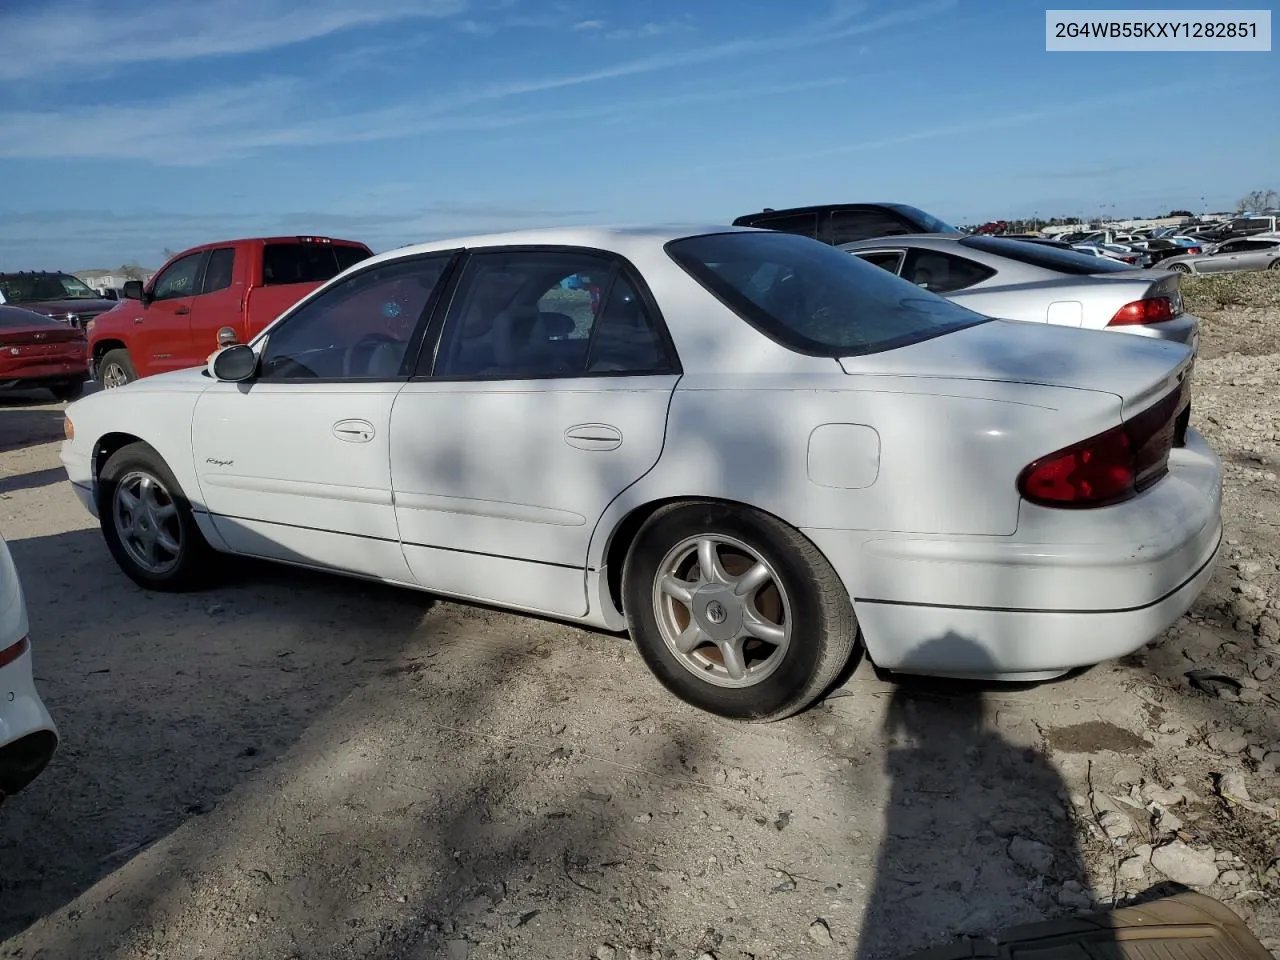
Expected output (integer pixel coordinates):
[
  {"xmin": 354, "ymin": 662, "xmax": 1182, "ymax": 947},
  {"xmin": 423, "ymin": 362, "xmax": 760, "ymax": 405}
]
[
  {"xmin": 209, "ymin": 343, "xmax": 257, "ymax": 382},
  {"xmin": 122, "ymin": 280, "xmax": 145, "ymax": 301},
  {"xmin": 216, "ymin": 326, "xmax": 240, "ymax": 347}
]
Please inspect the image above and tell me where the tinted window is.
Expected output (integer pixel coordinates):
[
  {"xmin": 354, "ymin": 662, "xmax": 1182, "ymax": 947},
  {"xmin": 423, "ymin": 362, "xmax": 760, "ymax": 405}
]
[
  {"xmin": 827, "ymin": 209, "xmax": 916, "ymax": 245},
  {"xmin": 742, "ymin": 212, "xmax": 820, "ymax": 238},
  {"xmin": 258, "ymin": 255, "xmax": 449, "ymax": 380},
  {"xmin": 262, "ymin": 242, "xmax": 371, "ymax": 286},
  {"xmin": 1236, "ymin": 218, "xmax": 1272, "ymax": 231},
  {"xmin": 901, "ymin": 249, "xmax": 996, "ymax": 293},
  {"xmin": 853, "ymin": 251, "xmax": 905, "ymax": 274},
  {"xmin": 0, "ymin": 272, "xmax": 99, "ymax": 302},
  {"xmin": 668, "ymin": 231, "xmax": 988, "ymax": 357},
  {"xmin": 201, "ymin": 248, "xmax": 235, "ymax": 294},
  {"xmin": 1239, "ymin": 239, "xmax": 1279, "ymax": 251},
  {"xmin": 883, "ymin": 204, "xmax": 959, "ymax": 234},
  {"xmin": 151, "ymin": 252, "xmax": 206, "ymax": 300},
  {"xmin": 960, "ymin": 235, "xmax": 1131, "ymax": 274},
  {"xmin": 432, "ymin": 250, "xmax": 674, "ymax": 378}
]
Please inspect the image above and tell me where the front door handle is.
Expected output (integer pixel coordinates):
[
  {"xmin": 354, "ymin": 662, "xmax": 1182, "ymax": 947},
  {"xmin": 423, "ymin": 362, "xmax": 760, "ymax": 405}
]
[
  {"xmin": 564, "ymin": 423, "xmax": 622, "ymax": 451},
  {"xmin": 333, "ymin": 419, "xmax": 376, "ymax": 443},
  {"xmin": 174, "ymin": 305, "xmax": 190, "ymax": 315}
]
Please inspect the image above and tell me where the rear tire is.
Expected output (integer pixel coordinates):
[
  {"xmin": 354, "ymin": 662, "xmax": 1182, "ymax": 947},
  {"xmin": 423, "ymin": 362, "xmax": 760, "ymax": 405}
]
[
  {"xmin": 1268, "ymin": 260, "xmax": 1280, "ymax": 270},
  {"xmin": 1169, "ymin": 263, "xmax": 1191, "ymax": 274},
  {"xmin": 98, "ymin": 442, "xmax": 216, "ymax": 591},
  {"xmin": 51, "ymin": 380, "xmax": 84, "ymax": 402},
  {"xmin": 622, "ymin": 501, "xmax": 859, "ymax": 721},
  {"xmin": 97, "ymin": 349, "xmax": 136, "ymax": 389}
]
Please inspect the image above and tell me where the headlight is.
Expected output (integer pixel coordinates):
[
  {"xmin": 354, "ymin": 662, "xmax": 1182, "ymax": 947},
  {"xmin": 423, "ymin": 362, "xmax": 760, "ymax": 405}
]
[
  {"xmin": 63, "ymin": 312, "xmax": 79, "ymax": 325},
  {"xmin": 85, "ymin": 319, "xmax": 95, "ymax": 333},
  {"xmin": 63, "ymin": 415, "xmax": 74, "ymax": 441}
]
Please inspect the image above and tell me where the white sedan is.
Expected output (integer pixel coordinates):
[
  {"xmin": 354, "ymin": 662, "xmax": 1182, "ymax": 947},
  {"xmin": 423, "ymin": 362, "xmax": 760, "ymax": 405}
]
[
  {"xmin": 0, "ymin": 533, "xmax": 58, "ymax": 803},
  {"xmin": 60, "ymin": 227, "xmax": 1223, "ymax": 720}
]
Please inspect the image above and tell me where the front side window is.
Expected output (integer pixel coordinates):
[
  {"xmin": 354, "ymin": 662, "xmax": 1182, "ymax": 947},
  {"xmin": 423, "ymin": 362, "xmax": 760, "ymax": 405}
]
[
  {"xmin": 851, "ymin": 250, "xmax": 906, "ymax": 274},
  {"xmin": 827, "ymin": 209, "xmax": 916, "ymax": 246},
  {"xmin": 151, "ymin": 253, "xmax": 206, "ymax": 301},
  {"xmin": 744, "ymin": 212, "xmax": 820, "ymax": 238},
  {"xmin": 201, "ymin": 248, "xmax": 236, "ymax": 294},
  {"xmin": 431, "ymin": 250, "xmax": 674, "ymax": 379},
  {"xmin": 668, "ymin": 231, "xmax": 988, "ymax": 357},
  {"xmin": 257, "ymin": 255, "xmax": 450, "ymax": 380}
]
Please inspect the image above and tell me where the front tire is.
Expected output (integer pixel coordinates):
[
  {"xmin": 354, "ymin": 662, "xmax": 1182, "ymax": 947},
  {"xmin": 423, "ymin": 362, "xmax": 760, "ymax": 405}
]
[
  {"xmin": 622, "ymin": 501, "xmax": 858, "ymax": 720},
  {"xmin": 1268, "ymin": 260, "xmax": 1280, "ymax": 271},
  {"xmin": 1169, "ymin": 263, "xmax": 1191, "ymax": 274},
  {"xmin": 98, "ymin": 442, "xmax": 216, "ymax": 591},
  {"xmin": 97, "ymin": 349, "xmax": 136, "ymax": 389}
]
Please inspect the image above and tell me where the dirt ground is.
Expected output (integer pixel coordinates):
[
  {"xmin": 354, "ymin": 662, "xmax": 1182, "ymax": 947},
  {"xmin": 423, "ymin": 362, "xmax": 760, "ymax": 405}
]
[{"xmin": 1, "ymin": 277, "xmax": 1278, "ymax": 960}]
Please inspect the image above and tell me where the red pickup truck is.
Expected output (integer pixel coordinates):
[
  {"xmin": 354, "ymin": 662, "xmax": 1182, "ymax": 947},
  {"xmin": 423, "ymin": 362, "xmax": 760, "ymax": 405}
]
[{"xmin": 88, "ymin": 235, "xmax": 372, "ymax": 387}]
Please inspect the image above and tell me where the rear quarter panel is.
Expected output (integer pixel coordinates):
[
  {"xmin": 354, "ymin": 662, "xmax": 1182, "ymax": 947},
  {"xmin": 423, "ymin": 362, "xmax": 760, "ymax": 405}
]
[{"xmin": 586, "ymin": 372, "xmax": 1123, "ymax": 570}]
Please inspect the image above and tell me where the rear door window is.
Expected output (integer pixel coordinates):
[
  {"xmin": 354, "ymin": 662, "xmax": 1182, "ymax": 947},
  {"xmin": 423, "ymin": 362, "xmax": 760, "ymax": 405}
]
[
  {"xmin": 263, "ymin": 242, "xmax": 371, "ymax": 286},
  {"xmin": 851, "ymin": 251, "xmax": 905, "ymax": 274}
]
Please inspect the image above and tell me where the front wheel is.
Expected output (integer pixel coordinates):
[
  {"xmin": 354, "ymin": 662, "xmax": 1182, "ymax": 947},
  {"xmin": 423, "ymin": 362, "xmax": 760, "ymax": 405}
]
[
  {"xmin": 1268, "ymin": 260, "xmax": 1280, "ymax": 270},
  {"xmin": 622, "ymin": 501, "xmax": 858, "ymax": 720},
  {"xmin": 98, "ymin": 442, "xmax": 216, "ymax": 591},
  {"xmin": 1169, "ymin": 263, "xmax": 1191, "ymax": 274},
  {"xmin": 97, "ymin": 349, "xmax": 136, "ymax": 389}
]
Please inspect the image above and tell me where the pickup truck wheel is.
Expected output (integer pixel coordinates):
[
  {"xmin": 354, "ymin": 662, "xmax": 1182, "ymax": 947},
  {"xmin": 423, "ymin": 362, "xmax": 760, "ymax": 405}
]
[
  {"xmin": 99, "ymin": 442, "xmax": 217, "ymax": 591},
  {"xmin": 51, "ymin": 380, "xmax": 84, "ymax": 402},
  {"xmin": 98, "ymin": 349, "xmax": 136, "ymax": 389}
]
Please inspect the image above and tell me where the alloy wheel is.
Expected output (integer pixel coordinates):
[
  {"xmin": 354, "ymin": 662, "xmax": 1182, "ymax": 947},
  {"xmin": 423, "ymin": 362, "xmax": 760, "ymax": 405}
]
[{"xmin": 112, "ymin": 471, "xmax": 182, "ymax": 574}]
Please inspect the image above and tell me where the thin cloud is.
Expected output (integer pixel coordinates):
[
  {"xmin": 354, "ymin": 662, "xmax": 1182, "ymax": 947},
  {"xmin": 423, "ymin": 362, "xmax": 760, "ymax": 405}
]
[
  {"xmin": 0, "ymin": 0, "xmax": 466, "ymax": 80},
  {"xmin": 571, "ymin": 19, "xmax": 604, "ymax": 31},
  {"xmin": 0, "ymin": 77, "xmax": 855, "ymax": 165},
  {"xmin": 604, "ymin": 20, "xmax": 694, "ymax": 41}
]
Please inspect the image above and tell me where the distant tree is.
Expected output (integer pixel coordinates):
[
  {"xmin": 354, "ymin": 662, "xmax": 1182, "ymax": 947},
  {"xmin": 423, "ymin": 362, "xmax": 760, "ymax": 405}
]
[
  {"xmin": 1235, "ymin": 189, "xmax": 1278, "ymax": 213},
  {"xmin": 118, "ymin": 263, "xmax": 147, "ymax": 281},
  {"xmin": 1167, "ymin": 209, "xmax": 1192, "ymax": 218},
  {"xmin": 162, "ymin": 247, "xmax": 177, "ymax": 259}
]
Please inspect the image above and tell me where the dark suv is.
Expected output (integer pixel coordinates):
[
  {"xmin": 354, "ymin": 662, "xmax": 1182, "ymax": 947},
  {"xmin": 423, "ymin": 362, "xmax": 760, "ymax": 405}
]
[
  {"xmin": 0, "ymin": 271, "xmax": 119, "ymax": 328},
  {"xmin": 732, "ymin": 202, "xmax": 961, "ymax": 245}
]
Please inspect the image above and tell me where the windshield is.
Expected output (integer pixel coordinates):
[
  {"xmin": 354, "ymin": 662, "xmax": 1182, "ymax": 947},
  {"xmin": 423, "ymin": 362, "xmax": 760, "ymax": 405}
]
[
  {"xmin": 885, "ymin": 203, "xmax": 959, "ymax": 235},
  {"xmin": 960, "ymin": 235, "xmax": 1133, "ymax": 274},
  {"xmin": 667, "ymin": 231, "xmax": 989, "ymax": 357},
  {"xmin": 0, "ymin": 272, "xmax": 99, "ymax": 302}
]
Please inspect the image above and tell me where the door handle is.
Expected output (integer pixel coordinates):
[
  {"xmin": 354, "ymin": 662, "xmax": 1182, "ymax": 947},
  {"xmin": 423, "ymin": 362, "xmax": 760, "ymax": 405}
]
[
  {"xmin": 174, "ymin": 305, "xmax": 190, "ymax": 315},
  {"xmin": 564, "ymin": 423, "xmax": 622, "ymax": 451},
  {"xmin": 333, "ymin": 419, "xmax": 376, "ymax": 443}
]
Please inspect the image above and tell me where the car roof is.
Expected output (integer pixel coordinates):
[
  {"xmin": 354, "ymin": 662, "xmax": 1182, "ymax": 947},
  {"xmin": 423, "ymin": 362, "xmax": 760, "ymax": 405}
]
[{"xmin": 358, "ymin": 224, "xmax": 756, "ymax": 267}]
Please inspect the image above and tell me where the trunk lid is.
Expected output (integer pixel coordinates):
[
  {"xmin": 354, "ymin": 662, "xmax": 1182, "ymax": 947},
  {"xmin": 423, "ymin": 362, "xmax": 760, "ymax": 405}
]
[{"xmin": 838, "ymin": 318, "xmax": 1191, "ymax": 417}]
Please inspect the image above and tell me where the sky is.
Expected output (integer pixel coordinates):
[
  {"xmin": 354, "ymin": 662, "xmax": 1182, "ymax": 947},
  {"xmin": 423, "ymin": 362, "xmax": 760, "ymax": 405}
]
[{"xmin": 1, "ymin": 0, "xmax": 1276, "ymax": 269}]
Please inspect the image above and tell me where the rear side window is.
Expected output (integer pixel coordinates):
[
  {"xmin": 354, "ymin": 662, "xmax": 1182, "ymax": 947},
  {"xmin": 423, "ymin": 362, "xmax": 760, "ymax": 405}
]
[
  {"xmin": 960, "ymin": 235, "xmax": 1131, "ymax": 275},
  {"xmin": 740, "ymin": 211, "xmax": 820, "ymax": 238},
  {"xmin": 668, "ymin": 231, "xmax": 988, "ymax": 357},
  {"xmin": 901, "ymin": 249, "xmax": 996, "ymax": 293},
  {"xmin": 262, "ymin": 242, "xmax": 371, "ymax": 286}
]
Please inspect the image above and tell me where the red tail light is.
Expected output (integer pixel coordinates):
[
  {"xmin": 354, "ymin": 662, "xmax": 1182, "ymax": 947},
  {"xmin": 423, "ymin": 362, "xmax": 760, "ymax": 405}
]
[
  {"xmin": 0, "ymin": 636, "xmax": 30, "ymax": 670},
  {"xmin": 1108, "ymin": 297, "xmax": 1176, "ymax": 326},
  {"xmin": 1018, "ymin": 386, "xmax": 1186, "ymax": 508}
]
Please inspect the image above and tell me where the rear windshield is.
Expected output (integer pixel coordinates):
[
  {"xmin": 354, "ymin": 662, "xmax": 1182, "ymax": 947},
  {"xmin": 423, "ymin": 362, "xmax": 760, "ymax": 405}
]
[
  {"xmin": 0, "ymin": 305, "xmax": 63, "ymax": 328},
  {"xmin": 262, "ymin": 242, "xmax": 372, "ymax": 286},
  {"xmin": 959, "ymin": 235, "xmax": 1132, "ymax": 274},
  {"xmin": 884, "ymin": 203, "xmax": 959, "ymax": 235},
  {"xmin": 667, "ymin": 231, "xmax": 989, "ymax": 357}
]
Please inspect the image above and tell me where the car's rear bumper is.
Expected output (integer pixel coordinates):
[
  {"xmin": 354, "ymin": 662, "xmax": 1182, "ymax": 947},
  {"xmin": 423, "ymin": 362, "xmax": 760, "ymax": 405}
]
[
  {"xmin": 0, "ymin": 369, "xmax": 89, "ymax": 391},
  {"xmin": 0, "ymin": 649, "xmax": 58, "ymax": 798},
  {"xmin": 804, "ymin": 427, "xmax": 1222, "ymax": 679}
]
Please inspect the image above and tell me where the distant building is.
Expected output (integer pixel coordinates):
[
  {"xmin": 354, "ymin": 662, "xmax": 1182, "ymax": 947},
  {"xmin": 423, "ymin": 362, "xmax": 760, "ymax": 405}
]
[{"xmin": 74, "ymin": 268, "xmax": 155, "ymax": 295}]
